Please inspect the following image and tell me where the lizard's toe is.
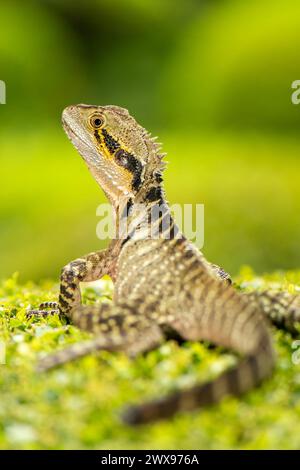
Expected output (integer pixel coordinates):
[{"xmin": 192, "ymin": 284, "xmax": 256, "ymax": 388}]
[
  {"xmin": 39, "ymin": 301, "xmax": 59, "ymax": 310},
  {"xmin": 26, "ymin": 308, "xmax": 60, "ymax": 319}
]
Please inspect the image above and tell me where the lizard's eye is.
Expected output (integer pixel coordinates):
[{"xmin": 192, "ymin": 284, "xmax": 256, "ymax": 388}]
[{"xmin": 90, "ymin": 114, "xmax": 105, "ymax": 129}]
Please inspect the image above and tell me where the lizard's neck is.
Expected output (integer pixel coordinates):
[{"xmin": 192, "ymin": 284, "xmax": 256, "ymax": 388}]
[{"xmin": 114, "ymin": 177, "xmax": 180, "ymax": 246}]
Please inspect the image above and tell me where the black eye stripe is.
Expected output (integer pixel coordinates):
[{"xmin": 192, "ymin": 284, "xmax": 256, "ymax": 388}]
[
  {"xmin": 114, "ymin": 149, "xmax": 143, "ymax": 191},
  {"xmin": 94, "ymin": 130, "xmax": 101, "ymax": 143},
  {"xmin": 102, "ymin": 129, "xmax": 120, "ymax": 152},
  {"xmin": 93, "ymin": 128, "xmax": 143, "ymax": 192}
]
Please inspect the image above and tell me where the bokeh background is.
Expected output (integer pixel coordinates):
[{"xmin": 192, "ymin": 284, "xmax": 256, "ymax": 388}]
[{"xmin": 1, "ymin": 0, "xmax": 300, "ymax": 282}]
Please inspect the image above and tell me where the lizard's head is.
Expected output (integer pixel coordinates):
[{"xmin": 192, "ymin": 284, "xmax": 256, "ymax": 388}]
[{"xmin": 62, "ymin": 104, "xmax": 165, "ymax": 206}]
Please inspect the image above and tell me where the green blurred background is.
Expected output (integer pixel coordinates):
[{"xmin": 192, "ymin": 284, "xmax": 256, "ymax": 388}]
[{"xmin": 1, "ymin": 0, "xmax": 300, "ymax": 282}]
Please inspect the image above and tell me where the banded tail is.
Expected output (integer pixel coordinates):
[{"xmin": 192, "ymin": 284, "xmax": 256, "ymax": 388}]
[
  {"xmin": 123, "ymin": 337, "xmax": 275, "ymax": 425},
  {"xmin": 122, "ymin": 280, "xmax": 276, "ymax": 425}
]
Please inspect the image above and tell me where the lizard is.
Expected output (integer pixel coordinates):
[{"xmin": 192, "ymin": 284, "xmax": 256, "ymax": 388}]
[{"xmin": 29, "ymin": 104, "xmax": 300, "ymax": 425}]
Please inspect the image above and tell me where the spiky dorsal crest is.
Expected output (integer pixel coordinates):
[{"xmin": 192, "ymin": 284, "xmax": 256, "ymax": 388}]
[{"xmin": 142, "ymin": 130, "xmax": 168, "ymax": 177}]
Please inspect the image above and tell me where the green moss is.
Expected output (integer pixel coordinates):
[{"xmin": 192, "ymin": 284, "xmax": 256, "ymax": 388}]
[{"xmin": 0, "ymin": 270, "xmax": 300, "ymax": 449}]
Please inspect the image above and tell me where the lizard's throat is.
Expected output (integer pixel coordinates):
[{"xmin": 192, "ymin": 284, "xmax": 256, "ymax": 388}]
[
  {"xmin": 90, "ymin": 165, "xmax": 136, "ymax": 209},
  {"xmin": 117, "ymin": 192, "xmax": 179, "ymax": 245}
]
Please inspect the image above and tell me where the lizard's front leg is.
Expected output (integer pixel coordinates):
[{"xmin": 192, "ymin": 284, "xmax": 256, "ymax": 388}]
[
  {"xmin": 59, "ymin": 249, "xmax": 113, "ymax": 321},
  {"xmin": 28, "ymin": 249, "xmax": 112, "ymax": 319}
]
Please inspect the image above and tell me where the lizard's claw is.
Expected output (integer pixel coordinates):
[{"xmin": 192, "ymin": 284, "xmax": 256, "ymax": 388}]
[
  {"xmin": 26, "ymin": 308, "xmax": 60, "ymax": 319},
  {"xmin": 38, "ymin": 301, "xmax": 59, "ymax": 310}
]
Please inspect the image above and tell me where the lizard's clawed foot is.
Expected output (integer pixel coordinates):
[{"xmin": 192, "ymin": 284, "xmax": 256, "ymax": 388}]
[
  {"xmin": 38, "ymin": 302, "xmax": 59, "ymax": 310},
  {"xmin": 27, "ymin": 302, "xmax": 60, "ymax": 319},
  {"xmin": 210, "ymin": 263, "xmax": 232, "ymax": 284}
]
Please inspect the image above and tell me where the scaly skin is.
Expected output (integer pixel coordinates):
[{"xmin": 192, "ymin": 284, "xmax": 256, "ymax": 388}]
[{"xmin": 29, "ymin": 104, "xmax": 300, "ymax": 425}]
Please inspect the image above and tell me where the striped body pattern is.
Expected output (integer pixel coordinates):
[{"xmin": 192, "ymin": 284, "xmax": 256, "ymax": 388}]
[{"xmin": 30, "ymin": 104, "xmax": 300, "ymax": 425}]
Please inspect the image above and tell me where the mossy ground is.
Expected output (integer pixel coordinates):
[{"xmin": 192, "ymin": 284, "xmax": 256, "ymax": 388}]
[{"xmin": 1, "ymin": 269, "xmax": 300, "ymax": 450}]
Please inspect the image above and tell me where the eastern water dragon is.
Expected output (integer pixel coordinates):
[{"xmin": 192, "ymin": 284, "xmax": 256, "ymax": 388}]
[{"xmin": 29, "ymin": 104, "xmax": 300, "ymax": 425}]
